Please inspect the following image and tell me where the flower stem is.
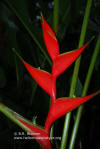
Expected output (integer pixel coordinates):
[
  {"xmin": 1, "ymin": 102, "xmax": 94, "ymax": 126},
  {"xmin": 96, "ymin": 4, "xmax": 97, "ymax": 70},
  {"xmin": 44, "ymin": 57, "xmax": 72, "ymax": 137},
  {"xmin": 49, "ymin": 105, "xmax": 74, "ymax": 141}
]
[
  {"xmin": 60, "ymin": 0, "xmax": 93, "ymax": 148},
  {"xmin": 68, "ymin": 34, "xmax": 100, "ymax": 149},
  {"xmin": 0, "ymin": 102, "xmax": 31, "ymax": 132},
  {"xmin": 60, "ymin": 112, "xmax": 71, "ymax": 149},
  {"xmin": 81, "ymin": 35, "xmax": 100, "ymax": 96},
  {"xmin": 70, "ymin": 0, "xmax": 93, "ymax": 94}
]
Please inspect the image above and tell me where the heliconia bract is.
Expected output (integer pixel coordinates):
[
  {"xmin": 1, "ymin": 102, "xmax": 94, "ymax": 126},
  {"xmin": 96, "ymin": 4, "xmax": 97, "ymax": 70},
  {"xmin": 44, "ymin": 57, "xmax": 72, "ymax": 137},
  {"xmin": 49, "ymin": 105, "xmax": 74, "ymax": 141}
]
[
  {"xmin": 44, "ymin": 91, "xmax": 100, "ymax": 132},
  {"xmin": 17, "ymin": 118, "xmax": 52, "ymax": 149},
  {"xmin": 41, "ymin": 16, "xmax": 59, "ymax": 61},
  {"xmin": 17, "ymin": 15, "xmax": 99, "ymax": 149}
]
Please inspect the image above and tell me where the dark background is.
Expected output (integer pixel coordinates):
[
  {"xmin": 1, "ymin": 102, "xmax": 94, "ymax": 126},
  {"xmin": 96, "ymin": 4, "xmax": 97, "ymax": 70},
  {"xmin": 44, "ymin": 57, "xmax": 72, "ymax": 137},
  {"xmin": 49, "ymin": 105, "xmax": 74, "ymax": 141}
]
[{"xmin": 0, "ymin": 0, "xmax": 100, "ymax": 148}]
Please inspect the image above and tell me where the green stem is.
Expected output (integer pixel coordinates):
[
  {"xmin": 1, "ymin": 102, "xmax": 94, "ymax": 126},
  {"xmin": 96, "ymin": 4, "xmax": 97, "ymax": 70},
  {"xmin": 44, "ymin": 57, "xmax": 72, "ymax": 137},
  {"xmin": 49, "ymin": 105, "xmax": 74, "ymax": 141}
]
[
  {"xmin": 68, "ymin": 35, "xmax": 100, "ymax": 149},
  {"xmin": 60, "ymin": 112, "xmax": 71, "ymax": 149},
  {"xmin": 50, "ymin": 124, "xmax": 54, "ymax": 144},
  {"xmin": 0, "ymin": 102, "xmax": 44, "ymax": 133},
  {"xmin": 60, "ymin": 0, "xmax": 93, "ymax": 148},
  {"xmin": 82, "ymin": 36, "xmax": 100, "ymax": 96},
  {"xmin": 0, "ymin": 103, "xmax": 30, "ymax": 132},
  {"xmin": 53, "ymin": 0, "xmax": 59, "ymax": 34},
  {"xmin": 70, "ymin": 0, "xmax": 93, "ymax": 94}
]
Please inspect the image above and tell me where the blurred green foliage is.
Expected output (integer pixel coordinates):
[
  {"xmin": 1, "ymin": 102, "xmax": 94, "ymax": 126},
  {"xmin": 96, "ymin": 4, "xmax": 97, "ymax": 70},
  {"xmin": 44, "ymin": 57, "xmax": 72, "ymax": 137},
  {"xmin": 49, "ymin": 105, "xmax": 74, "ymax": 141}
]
[{"xmin": 0, "ymin": 0, "xmax": 100, "ymax": 149}]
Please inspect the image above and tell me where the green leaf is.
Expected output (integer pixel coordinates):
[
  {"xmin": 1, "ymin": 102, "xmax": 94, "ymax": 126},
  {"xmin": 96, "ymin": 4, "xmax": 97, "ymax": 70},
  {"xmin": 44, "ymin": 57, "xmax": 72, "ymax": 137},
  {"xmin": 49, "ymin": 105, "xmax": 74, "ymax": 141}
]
[
  {"xmin": 3, "ymin": 0, "xmax": 52, "ymax": 65},
  {"xmin": 75, "ymin": 77, "xmax": 83, "ymax": 96}
]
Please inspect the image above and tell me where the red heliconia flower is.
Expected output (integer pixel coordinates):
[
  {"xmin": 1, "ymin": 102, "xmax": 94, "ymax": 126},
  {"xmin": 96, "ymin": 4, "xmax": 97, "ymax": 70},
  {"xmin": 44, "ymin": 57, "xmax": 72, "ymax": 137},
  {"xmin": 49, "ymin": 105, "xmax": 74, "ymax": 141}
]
[
  {"xmin": 20, "ymin": 15, "xmax": 100, "ymax": 143},
  {"xmin": 44, "ymin": 91, "xmax": 100, "ymax": 132},
  {"xmin": 17, "ymin": 118, "xmax": 52, "ymax": 149},
  {"xmin": 22, "ymin": 16, "xmax": 91, "ymax": 102},
  {"xmin": 22, "ymin": 29, "xmax": 90, "ymax": 100}
]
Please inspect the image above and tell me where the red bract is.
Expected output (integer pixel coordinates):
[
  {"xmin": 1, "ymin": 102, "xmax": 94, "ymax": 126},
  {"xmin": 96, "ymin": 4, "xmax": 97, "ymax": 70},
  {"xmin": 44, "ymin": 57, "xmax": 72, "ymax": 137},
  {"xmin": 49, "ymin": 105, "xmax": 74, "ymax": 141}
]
[
  {"xmin": 20, "ymin": 16, "xmax": 100, "ymax": 149},
  {"xmin": 22, "ymin": 60, "xmax": 52, "ymax": 96},
  {"xmin": 17, "ymin": 118, "xmax": 52, "ymax": 149},
  {"xmin": 22, "ymin": 60, "xmax": 56, "ymax": 103},
  {"xmin": 52, "ymin": 41, "xmax": 90, "ymax": 77},
  {"xmin": 41, "ymin": 16, "xmax": 59, "ymax": 61},
  {"xmin": 44, "ymin": 91, "xmax": 100, "ymax": 132}
]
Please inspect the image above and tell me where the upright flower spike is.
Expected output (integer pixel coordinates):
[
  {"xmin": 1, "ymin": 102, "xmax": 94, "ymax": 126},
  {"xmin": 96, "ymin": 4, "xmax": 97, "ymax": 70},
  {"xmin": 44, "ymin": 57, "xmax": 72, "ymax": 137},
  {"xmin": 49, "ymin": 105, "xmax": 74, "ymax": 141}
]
[
  {"xmin": 22, "ymin": 16, "xmax": 92, "ymax": 99},
  {"xmin": 17, "ymin": 118, "xmax": 52, "ymax": 149},
  {"xmin": 41, "ymin": 16, "xmax": 59, "ymax": 61},
  {"xmin": 44, "ymin": 91, "xmax": 100, "ymax": 132},
  {"xmin": 14, "ymin": 16, "xmax": 99, "ymax": 145}
]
